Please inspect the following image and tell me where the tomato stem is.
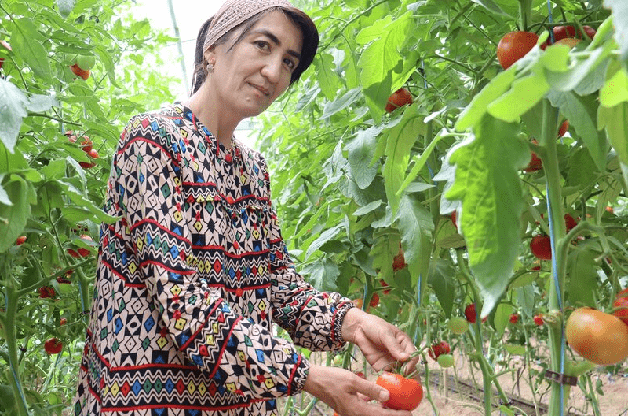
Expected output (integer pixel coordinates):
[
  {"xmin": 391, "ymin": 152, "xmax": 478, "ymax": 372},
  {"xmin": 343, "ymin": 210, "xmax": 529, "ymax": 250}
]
[{"xmin": 1, "ymin": 257, "xmax": 30, "ymax": 416}]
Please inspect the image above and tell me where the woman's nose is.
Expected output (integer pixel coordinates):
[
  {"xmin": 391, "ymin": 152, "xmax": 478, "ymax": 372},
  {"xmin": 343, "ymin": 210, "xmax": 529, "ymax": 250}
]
[{"xmin": 261, "ymin": 57, "xmax": 283, "ymax": 84}]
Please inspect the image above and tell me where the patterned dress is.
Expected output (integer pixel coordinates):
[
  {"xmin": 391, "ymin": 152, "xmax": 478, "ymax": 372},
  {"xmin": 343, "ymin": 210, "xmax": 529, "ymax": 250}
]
[{"xmin": 73, "ymin": 104, "xmax": 354, "ymax": 416}]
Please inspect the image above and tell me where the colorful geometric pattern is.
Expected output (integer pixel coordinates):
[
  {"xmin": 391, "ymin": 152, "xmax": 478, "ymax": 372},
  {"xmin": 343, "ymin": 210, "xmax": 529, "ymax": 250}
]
[{"xmin": 74, "ymin": 104, "xmax": 355, "ymax": 415}]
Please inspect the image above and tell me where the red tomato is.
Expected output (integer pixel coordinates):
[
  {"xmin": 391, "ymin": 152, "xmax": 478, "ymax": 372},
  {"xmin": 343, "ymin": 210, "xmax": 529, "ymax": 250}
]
[
  {"xmin": 465, "ymin": 303, "xmax": 486, "ymax": 324},
  {"xmin": 558, "ymin": 120, "xmax": 569, "ymax": 137},
  {"xmin": 534, "ymin": 314, "xmax": 544, "ymax": 326},
  {"xmin": 613, "ymin": 288, "xmax": 628, "ymax": 326},
  {"xmin": 70, "ymin": 63, "xmax": 90, "ymax": 80},
  {"xmin": 60, "ymin": 318, "xmax": 68, "ymax": 326},
  {"xmin": 80, "ymin": 136, "xmax": 93, "ymax": 153},
  {"xmin": 392, "ymin": 248, "xmax": 406, "ymax": 271},
  {"xmin": 376, "ymin": 372, "xmax": 423, "ymax": 411},
  {"xmin": 67, "ymin": 248, "xmax": 80, "ymax": 258},
  {"xmin": 15, "ymin": 235, "xmax": 27, "ymax": 245},
  {"xmin": 497, "ymin": 31, "xmax": 539, "ymax": 69},
  {"xmin": 524, "ymin": 152, "xmax": 542, "ymax": 172},
  {"xmin": 38, "ymin": 286, "xmax": 55, "ymax": 298},
  {"xmin": 566, "ymin": 307, "xmax": 628, "ymax": 365},
  {"xmin": 564, "ymin": 214, "xmax": 578, "ymax": 232},
  {"xmin": 379, "ymin": 279, "xmax": 390, "ymax": 295},
  {"xmin": 369, "ymin": 292, "xmax": 379, "ymax": 308},
  {"xmin": 509, "ymin": 313, "xmax": 519, "ymax": 324},
  {"xmin": 428, "ymin": 341, "xmax": 451, "ymax": 360},
  {"xmin": 530, "ymin": 235, "xmax": 552, "ymax": 260},
  {"xmin": 450, "ymin": 210, "xmax": 458, "ymax": 230},
  {"xmin": 87, "ymin": 148, "xmax": 99, "ymax": 159},
  {"xmin": 385, "ymin": 88, "xmax": 413, "ymax": 113},
  {"xmin": 44, "ymin": 338, "xmax": 63, "ymax": 355}
]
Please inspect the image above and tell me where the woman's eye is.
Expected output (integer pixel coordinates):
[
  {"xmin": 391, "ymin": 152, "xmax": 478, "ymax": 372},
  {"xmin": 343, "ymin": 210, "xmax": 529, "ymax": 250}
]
[
  {"xmin": 255, "ymin": 41, "xmax": 270, "ymax": 51},
  {"xmin": 284, "ymin": 58, "xmax": 296, "ymax": 70}
]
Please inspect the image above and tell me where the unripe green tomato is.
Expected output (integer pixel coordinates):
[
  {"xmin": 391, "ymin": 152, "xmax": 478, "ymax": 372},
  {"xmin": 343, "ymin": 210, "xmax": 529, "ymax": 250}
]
[
  {"xmin": 76, "ymin": 55, "xmax": 96, "ymax": 70},
  {"xmin": 447, "ymin": 317, "xmax": 469, "ymax": 334},
  {"xmin": 437, "ymin": 353, "xmax": 454, "ymax": 368}
]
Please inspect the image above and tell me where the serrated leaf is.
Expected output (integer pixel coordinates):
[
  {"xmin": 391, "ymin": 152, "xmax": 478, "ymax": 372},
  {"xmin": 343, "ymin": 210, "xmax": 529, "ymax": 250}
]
[
  {"xmin": 383, "ymin": 105, "xmax": 423, "ymax": 214},
  {"xmin": 456, "ymin": 69, "xmax": 516, "ymax": 131},
  {"xmin": 10, "ymin": 19, "xmax": 52, "ymax": 81},
  {"xmin": 0, "ymin": 81, "xmax": 28, "ymax": 154},
  {"xmin": 26, "ymin": 94, "xmax": 59, "ymax": 112},
  {"xmin": 305, "ymin": 224, "xmax": 343, "ymax": 259},
  {"xmin": 0, "ymin": 178, "xmax": 30, "ymax": 253},
  {"xmin": 599, "ymin": 103, "xmax": 628, "ymax": 166},
  {"xmin": 446, "ymin": 115, "xmax": 528, "ymax": 317},
  {"xmin": 398, "ymin": 194, "xmax": 433, "ymax": 286},
  {"xmin": 345, "ymin": 125, "xmax": 382, "ymax": 189},
  {"xmin": 547, "ymin": 91, "xmax": 609, "ymax": 170},
  {"xmin": 603, "ymin": 1, "xmax": 628, "ymax": 62},
  {"xmin": 488, "ymin": 71, "xmax": 549, "ymax": 123},
  {"xmin": 314, "ymin": 53, "xmax": 341, "ymax": 101},
  {"xmin": 300, "ymin": 259, "xmax": 340, "ymax": 292}
]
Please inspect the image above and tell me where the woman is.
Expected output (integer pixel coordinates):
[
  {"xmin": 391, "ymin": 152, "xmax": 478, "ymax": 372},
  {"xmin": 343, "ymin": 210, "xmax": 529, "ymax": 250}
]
[{"xmin": 73, "ymin": 1, "xmax": 419, "ymax": 415}]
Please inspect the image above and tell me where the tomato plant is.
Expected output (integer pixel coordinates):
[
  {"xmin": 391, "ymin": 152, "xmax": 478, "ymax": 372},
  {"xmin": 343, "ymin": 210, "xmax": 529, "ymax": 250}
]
[
  {"xmin": 565, "ymin": 308, "xmax": 628, "ymax": 366},
  {"xmin": 375, "ymin": 372, "xmax": 423, "ymax": 411},
  {"xmin": 497, "ymin": 31, "xmax": 539, "ymax": 69}
]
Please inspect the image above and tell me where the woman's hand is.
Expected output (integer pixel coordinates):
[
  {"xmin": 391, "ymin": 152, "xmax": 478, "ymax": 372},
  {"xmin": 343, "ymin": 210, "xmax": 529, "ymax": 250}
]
[
  {"xmin": 341, "ymin": 308, "xmax": 419, "ymax": 375},
  {"xmin": 302, "ymin": 365, "xmax": 413, "ymax": 416}
]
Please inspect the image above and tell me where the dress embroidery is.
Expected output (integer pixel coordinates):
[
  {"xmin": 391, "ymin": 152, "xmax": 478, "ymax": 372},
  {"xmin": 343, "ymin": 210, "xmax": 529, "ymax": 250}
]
[{"xmin": 73, "ymin": 104, "xmax": 354, "ymax": 416}]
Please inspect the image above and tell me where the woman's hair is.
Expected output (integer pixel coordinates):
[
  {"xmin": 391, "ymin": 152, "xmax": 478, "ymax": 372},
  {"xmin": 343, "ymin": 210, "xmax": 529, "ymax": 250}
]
[{"xmin": 190, "ymin": 7, "xmax": 319, "ymax": 95}]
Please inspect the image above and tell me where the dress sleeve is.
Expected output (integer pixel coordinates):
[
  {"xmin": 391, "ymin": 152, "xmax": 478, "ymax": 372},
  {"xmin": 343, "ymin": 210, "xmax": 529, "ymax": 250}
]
[
  {"xmin": 259, "ymin": 157, "xmax": 356, "ymax": 352},
  {"xmin": 115, "ymin": 114, "xmax": 310, "ymax": 400}
]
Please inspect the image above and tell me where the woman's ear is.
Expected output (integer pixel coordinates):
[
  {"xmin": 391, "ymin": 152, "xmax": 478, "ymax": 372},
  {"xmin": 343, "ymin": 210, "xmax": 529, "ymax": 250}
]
[{"xmin": 204, "ymin": 47, "xmax": 216, "ymax": 67}]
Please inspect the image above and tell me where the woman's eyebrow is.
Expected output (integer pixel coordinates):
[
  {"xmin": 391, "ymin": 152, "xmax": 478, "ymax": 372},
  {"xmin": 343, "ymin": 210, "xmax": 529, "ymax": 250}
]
[{"xmin": 251, "ymin": 29, "xmax": 302, "ymax": 60}]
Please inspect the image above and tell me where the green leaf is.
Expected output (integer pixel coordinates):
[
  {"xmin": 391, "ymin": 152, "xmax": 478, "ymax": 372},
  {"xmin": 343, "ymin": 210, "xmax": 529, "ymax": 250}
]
[
  {"xmin": 305, "ymin": 224, "xmax": 343, "ymax": 259},
  {"xmin": 10, "ymin": 19, "xmax": 52, "ymax": 81},
  {"xmin": 0, "ymin": 178, "xmax": 30, "ymax": 253},
  {"xmin": 603, "ymin": 0, "xmax": 628, "ymax": 62},
  {"xmin": 314, "ymin": 53, "xmax": 341, "ymax": 101},
  {"xmin": 547, "ymin": 91, "xmax": 609, "ymax": 171},
  {"xmin": 58, "ymin": 181, "xmax": 118, "ymax": 224},
  {"xmin": 322, "ymin": 88, "xmax": 361, "ymax": 119},
  {"xmin": 301, "ymin": 258, "xmax": 340, "ymax": 292},
  {"xmin": 398, "ymin": 194, "xmax": 433, "ymax": 286},
  {"xmin": 353, "ymin": 200, "xmax": 383, "ymax": 216},
  {"xmin": 599, "ymin": 102, "xmax": 628, "ymax": 166},
  {"xmin": 567, "ymin": 242, "xmax": 600, "ymax": 307},
  {"xmin": 456, "ymin": 69, "xmax": 516, "ymax": 131},
  {"xmin": 470, "ymin": 0, "xmax": 512, "ymax": 17},
  {"xmin": 488, "ymin": 71, "xmax": 549, "ymax": 123},
  {"xmin": 600, "ymin": 62, "xmax": 628, "ymax": 107},
  {"xmin": 345, "ymin": 126, "xmax": 383, "ymax": 189},
  {"xmin": 427, "ymin": 259, "xmax": 456, "ymax": 318},
  {"xmin": 545, "ymin": 44, "xmax": 614, "ymax": 93},
  {"xmin": 494, "ymin": 303, "xmax": 514, "ymax": 338},
  {"xmin": 446, "ymin": 115, "xmax": 528, "ymax": 317},
  {"xmin": 397, "ymin": 127, "xmax": 444, "ymax": 196},
  {"xmin": 383, "ymin": 105, "xmax": 423, "ymax": 214},
  {"xmin": 0, "ymin": 79, "xmax": 28, "ymax": 153}
]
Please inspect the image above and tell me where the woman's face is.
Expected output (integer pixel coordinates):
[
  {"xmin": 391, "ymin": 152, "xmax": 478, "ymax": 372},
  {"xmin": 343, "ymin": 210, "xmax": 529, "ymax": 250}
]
[{"xmin": 206, "ymin": 11, "xmax": 303, "ymax": 120}]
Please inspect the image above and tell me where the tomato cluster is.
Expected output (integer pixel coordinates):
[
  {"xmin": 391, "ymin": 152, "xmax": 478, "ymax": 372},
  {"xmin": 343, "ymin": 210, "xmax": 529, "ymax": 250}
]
[{"xmin": 66, "ymin": 131, "xmax": 100, "ymax": 168}]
